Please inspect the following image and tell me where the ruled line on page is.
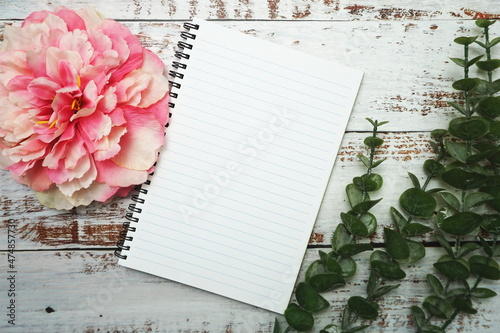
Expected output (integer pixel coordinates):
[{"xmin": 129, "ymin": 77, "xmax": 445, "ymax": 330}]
[{"xmin": 196, "ymin": 37, "xmax": 354, "ymax": 90}]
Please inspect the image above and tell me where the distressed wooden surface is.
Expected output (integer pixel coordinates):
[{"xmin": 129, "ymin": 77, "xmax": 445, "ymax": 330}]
[
  {"xmin": 0, "ymin": 0, "xmax": 498, "ymax": 21},
  {"xmin": 1, "ymin": 1, "xmax": 500, "ymax": 332},
  {"xmin": 1, "ymin": 249, "xmax": 499, "ymax": 332}
]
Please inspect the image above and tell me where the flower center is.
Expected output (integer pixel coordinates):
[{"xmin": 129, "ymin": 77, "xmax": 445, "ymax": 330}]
[{"xmin": 71, "ymin": 97, "xmax": 82, "ymax": 111}]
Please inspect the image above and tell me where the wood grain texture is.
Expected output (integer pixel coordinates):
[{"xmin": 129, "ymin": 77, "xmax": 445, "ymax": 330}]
[
  {"xmin": 1, "ymin": 249, "xmax": 499, "ymax": 332},
  {"xmin": 0, "ymin": 0, "xmax": 498, "ymax": 21},
  {"xmin": 1, "ymin": 1, "xmax": 500, "ymax": 332}
]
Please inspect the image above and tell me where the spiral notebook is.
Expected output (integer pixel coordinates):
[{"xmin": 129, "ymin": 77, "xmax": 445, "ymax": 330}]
[{"xmin": 116, "ymin": 18, "xmax": 363, "ymax": 314}]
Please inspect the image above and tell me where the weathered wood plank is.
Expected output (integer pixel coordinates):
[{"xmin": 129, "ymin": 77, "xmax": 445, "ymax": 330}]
[
  {"xmin": 0, "ymin": 0, "xmax": 498, "ymax": 21},
  {"xmin": 0, "ymin": 249, "xmax": 498, "ymax": 332},
  {"xmin": 0, "ymin": 131, "xmax": 439, "ymax": 250},
  {"xmin": 0, "ymin": 20, "xmax": 488, "ymax": 132}
]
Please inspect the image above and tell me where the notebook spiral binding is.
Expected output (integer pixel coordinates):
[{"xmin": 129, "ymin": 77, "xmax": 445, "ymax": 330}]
[
  {"xmin": 168, "ymin": 22, "xmax": 199, "ymax": 109},
  {"xmin": 114, "ymin": 22, "xmax": 199, "ymax": 260}
]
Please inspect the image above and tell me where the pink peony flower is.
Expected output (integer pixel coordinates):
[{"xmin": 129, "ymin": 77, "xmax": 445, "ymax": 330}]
[{"xmin": 0, "ymin": 7, "xmax": 170, "ymax": 209}]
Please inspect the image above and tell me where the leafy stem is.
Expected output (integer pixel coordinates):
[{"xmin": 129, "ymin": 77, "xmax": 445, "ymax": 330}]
[
  {"xmin": 411, "ymin": 19, "xmax": 500, "ymax": 333},
  {"xmin": 275, "ymin": 119, "xmax": 390, "ymax": 333}
]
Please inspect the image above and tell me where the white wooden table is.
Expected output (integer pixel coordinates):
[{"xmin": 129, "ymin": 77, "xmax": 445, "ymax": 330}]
[{"xmin": 1, "ymin": 1, "xmax": 500, "ymax": 332}]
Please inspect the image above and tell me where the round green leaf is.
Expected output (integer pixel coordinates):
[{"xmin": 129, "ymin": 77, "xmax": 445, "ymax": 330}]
[
  {"xmin": 444, "ymin": 141, "xmax": 469, "ymax": 163},
  {"xmin": 325, "ymin": 253, "xmax": 343, "ymax": 275},
  {"xmin": 364, "ymin": 136, "xmax": 384, "ymax": 148},
  {"xmin": 434, "ymin": 232, "xmax": 454, "ymax": 257},
  {"xmin": 338, "ymin": 256, "xmax": 356, "ymax": 278},
  {"xmin": 332, "ymin": 224, "xmax": 355, "ymax": 253},
  {"xmin": 284, "ymin": 303, "xmax": 314, "ymax": 331},
  {"xmin": 431, "ymin": 129, "xmax": 447, "ymax": 139},
  {"xmin": 346, "ymin": 183, "xmax": 364, "ymax": 208},
  {"xmin": 399, "ymin": 188, "xmax": 437, "ymax": 217},
  {"xmin": 337, "ymin": 243, "xmax": 373, "ymax": 257},
  {"xmin": 427, "ymin": 274, "xmax": 444, "ymax": 297},
  {"xmin": 464, "ymin": 192, "xmax": 494, "ymax": 210},
  {"xmin": 452, "ymin": 78, "xmax": 481, "ymax": 91},
  {"xmin": 441, "ymin": 167, "xmax": 487, "ymax": 190},
  {"xmin": 353, "ymin": 173, "xmax": 383, "ymax": 192},
  {"xmin": 439, "ymin": 211, "xmax": 483, "ymax": 236},
  {"xmin": 305, "ymin": 260, "xmax": 327, "ymax": 283},
  {"xmin": 296, "ymin": 282, "xmax": 330, "ymax": 312},
  {"xmin": 471, "ymin": 288, "xmax": 498, "ymax": 298},
  {"xmin": 398, "ymin": 240, "xmax": 426, "ymax": 264},
  {"xmin": 452, "ymin": 298, "xmax": 477, "ymax": 314},
  {"xmin": 469, "ymin": 255, "xmax": 500, "ymax": 280},
  {"xmin": 457, "ymin": 242, "xmax": 482, "ymax": 258},
  {"xmin": 477, "ymin": 59, "xmax": 500, "ymax": 71},
  {"xmin": 448, "ymin": 117, "xmax": 490, "ymax": 140},
  {"xmin": 390, "ymin": 207, "xmax": 408, "ymax": 231},
  {"xmin": 351, "ymin": 198, "xmax": 382, "ymax": 215},
  {"xmin": 482, "ymin": 214, "xmax": 500, "ymax": 234},
  {"xmin": 476, "ymin": 96, "xmax": 500, "ymax": 119},
  {"xmin": 308, "ymin": 273, "xmax": 346, "ymax": 292},
  {"xmin": 370, "ymin": 250, "xmax": 392, "ymax": 264},
  {"xmin": 476, "ymin": 19, "xmax": 496, "ymax": 28},
  {"xmin": 384, "ymin": 228, "xmax": 410, "ymax": 260},
  {"xmin": 348, "ymin": 296, "xmax": 379, "ymax": 320},
  {"xmin": 454, "ymin": 36, "xmax": 478, "ymax": 45},
  {"xmin": 359, "ymin": 212, "xmax": 377, "ymax": 235},
  {"xmin": 411, "ymin": 306, "xmax": 427, "ymax": 329},
  {"xmin": 371, "ymin": 260, "xmax": 406, "ymax": 280},
  {"xmin": 341, "ymin": 212, "xmax": 369, "ymax": 237},
  {"xmin": 466, "ymin": 149, "xmax": 498, "ymax": 164},
  {"xmin": 423, "ymin": 295, "xmax": 453, "ymax": 319},
  {"xmin": 424, "ymin": 159, "xmax": 445, "ymax": 176},
  {"xmin": 402, "ymin": 223, "xmax": 433, "ymax": 237},
  {"xmin": 439, "ymin": 192, "xmax": 461, "ymax": 211},
  {"xmin": 433, "ymin": 256, "xmax": 470, "ymax": 280}
]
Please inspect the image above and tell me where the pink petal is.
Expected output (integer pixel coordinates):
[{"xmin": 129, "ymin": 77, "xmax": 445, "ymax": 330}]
[
  {"xmin": 27, "ymin": 77, "xmax": 60, "ymax": 100},
  {"xmin": 77, "ymin": 111, "xmax": 112, "ymax": 142},
  {"xmin": 143, "ymin": 90, "xmax": 170, "ymax": 126},
  {"xmin": 45, "ymin": 47, "xmax": 83, "ymax": 85},
  {"xmin": 26, "ymin": 49, "xmax": 48, "ymax": 78},
  {"xmin": 96, "ymin": 87, "xmax": 118, "ymax": 115},
  {"xmin": 108, "ymin": 107, "xmax": 126, "ymax": 126},
  {"xmin": 22, "ymin": 10, "xmax": 51, "ymax": 27},
  {"xmin": 95, "ymin": 159, "xmax": 148, "ymax": 187},
  {"xmin": 57, "ymin": 155, "xmax": 97, "ymax": 196},
  {"xmin": 69, "ymin": 181, "xmax": 121, "ymax": 205},
  {"xmin": 57, "ymin": 59, "xmax": 79, "ymax": 88},
  {"xmin": 75, "ymin": 7, "xmax": 105, "ymax": 30},
  {"xmin": 0, "ymin": 51, "xmax": 31, "ymax": 84},
  {"xmin": 59, "ymin": 30, "xmax": 94, "ymax": 65},
  {"xmin": 10, "ymin": 160, "xmax": 53, "ymax": 191},
  {"xmin": 36, "ymin": 185, "xmax": 76, "ymax": 210},
  {"xmin": 55, "ymin": 7, "xmax": 86, "ymax": 31},
  {"xmin": 94, "ymin": 126, "xmax": 127, "ymax": 161},
  {"xmin": 111, "ymin": 106, "xmax": 164, "ymax": 170}
]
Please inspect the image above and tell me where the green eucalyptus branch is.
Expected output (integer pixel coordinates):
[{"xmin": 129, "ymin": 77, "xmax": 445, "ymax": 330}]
[
  {"xmin": 409, "ymin": 19, "xmax": 500, "ymax": 333},
  {"xmin": 274, "ymin": 119, "xmax": 393, "ymax": 333}
]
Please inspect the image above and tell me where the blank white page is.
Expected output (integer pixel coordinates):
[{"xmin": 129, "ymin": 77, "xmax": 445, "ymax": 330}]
[{"xmin": 119, "ymin": 18, "xmax": 363, "ymax": 314}]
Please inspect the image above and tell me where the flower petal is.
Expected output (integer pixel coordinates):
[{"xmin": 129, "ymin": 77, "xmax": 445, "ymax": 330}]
[
  {"xmin": 95, "ymin": 159, "xmax": 148, "ymax": 187},
  {"xmin": 111, "ymin": 106, "xmax": 164, "ymax": 170},
  {"xmin": 27, "ymin": 77, "xmax": 60, "ymax": 100}
]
